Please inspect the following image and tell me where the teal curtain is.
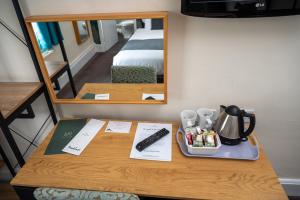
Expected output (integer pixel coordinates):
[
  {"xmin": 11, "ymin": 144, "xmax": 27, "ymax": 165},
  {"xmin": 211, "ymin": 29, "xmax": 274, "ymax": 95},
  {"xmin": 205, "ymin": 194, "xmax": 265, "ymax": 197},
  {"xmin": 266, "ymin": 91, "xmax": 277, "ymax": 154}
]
[{"xmin": 36, "ymin": 22, "xmax": 63, "ymax": 52}]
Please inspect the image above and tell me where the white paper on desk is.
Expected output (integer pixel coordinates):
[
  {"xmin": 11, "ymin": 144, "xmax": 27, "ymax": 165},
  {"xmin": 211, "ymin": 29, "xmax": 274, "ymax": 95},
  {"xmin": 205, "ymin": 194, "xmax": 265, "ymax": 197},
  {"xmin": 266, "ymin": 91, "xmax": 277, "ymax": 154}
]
[
  {"xmin": 142, "ymin": 93, "xmax": 164, "ymax": 100},
  {"xmin": 95, "ymin": 93, "xmax": 110, "ymax": 100},
  {"xmin": 62, "ymin": 119, "xmax": 105, "ymax": 156},
  {"xmin": 105, "ymin": 121, "xmax": 132, "ymax": 134},
  {"xmin": 130, "ymin": 123, "xmax": 172, "ymax": 162}
]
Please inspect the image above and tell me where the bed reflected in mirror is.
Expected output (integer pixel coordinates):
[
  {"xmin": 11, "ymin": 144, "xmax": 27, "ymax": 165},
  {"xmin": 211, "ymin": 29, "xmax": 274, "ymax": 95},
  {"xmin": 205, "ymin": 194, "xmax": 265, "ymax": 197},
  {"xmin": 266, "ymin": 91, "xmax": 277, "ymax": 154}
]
[{"xmin": 27, "ymin": 12, "xmax": 168, "ymax": 104}]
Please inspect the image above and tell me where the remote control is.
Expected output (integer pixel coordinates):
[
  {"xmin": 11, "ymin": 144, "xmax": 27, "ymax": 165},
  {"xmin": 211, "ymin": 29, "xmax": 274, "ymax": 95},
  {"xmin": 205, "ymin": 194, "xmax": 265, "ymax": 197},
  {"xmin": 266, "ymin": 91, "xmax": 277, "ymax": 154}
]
[{"xmin": 136, "ymin": 128, "xmax": 170, "ymax": 152}]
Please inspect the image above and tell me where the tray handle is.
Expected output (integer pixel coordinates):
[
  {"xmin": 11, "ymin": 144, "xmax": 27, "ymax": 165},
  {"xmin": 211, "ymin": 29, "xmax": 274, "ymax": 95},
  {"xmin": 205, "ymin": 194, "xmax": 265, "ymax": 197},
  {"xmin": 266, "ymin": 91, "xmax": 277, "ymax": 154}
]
[
  {"xmin": 176, "ymin": 128, "xmax": 190, "ymax": 156},
  {"xmin": 248, "ymin": 134, "xmax": 260, "ymax": 159}
]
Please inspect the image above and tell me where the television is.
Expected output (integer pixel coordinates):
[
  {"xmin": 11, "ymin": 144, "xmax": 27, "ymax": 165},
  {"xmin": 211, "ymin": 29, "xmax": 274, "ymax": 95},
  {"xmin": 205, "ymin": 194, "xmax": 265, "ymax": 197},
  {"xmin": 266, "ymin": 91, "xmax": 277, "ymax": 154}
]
[{"xmin": 181, "ymin": 0, "xmax": 300, "ymax": 18}]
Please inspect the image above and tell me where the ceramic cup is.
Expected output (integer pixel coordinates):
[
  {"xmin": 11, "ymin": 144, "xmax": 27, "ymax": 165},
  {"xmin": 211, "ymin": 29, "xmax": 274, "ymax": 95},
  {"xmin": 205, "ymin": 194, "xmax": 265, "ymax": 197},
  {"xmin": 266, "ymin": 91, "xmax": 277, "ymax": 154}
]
[
  {"xmin": 197, "ymin": 108, "xmax": 216, "ymax": 130},
  {"xmin": 181, "ymin": 110, "xmax": 197, "ymax": 129}
]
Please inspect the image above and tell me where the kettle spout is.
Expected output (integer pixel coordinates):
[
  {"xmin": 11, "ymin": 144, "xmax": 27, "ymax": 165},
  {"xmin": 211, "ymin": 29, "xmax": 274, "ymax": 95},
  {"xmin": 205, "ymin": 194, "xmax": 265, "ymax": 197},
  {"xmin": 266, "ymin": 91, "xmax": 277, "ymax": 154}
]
[{"xmin": 220, "ymin": 105, "xmax": 226, "ymax": 113}]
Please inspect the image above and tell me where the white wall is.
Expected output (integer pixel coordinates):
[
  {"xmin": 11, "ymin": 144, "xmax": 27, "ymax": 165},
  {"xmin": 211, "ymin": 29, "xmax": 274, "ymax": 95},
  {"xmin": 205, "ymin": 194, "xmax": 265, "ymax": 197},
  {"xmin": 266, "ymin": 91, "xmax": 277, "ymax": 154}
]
[
  {"xmin": 44, "ymin": 21, "xmax": 95, "ymax": 89},
  {"xmin": 13, "ymin": 0, "xmax": 300, "ymax": 190},
  {"xmin": 0, "ymin": 0, "xmax": 55, "ymax": 179},
  {"xmin": 0, "ymin": 0, "xmax": 36, "ymax": 81},
  {"xmin": 95, "ymin": 20, "xmax": 118, "ymax": 52},
  {"xmin": 45, "ymin": 21, "xmax": 94, "ymax": 63}
]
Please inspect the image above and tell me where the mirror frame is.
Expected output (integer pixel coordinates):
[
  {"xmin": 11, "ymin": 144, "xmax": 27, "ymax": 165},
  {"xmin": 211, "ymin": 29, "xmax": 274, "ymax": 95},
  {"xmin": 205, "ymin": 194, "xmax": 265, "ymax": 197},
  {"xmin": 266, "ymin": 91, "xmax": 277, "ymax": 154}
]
[
  {"xmin": 72, "ymin": 20, "xmax": 90, "ymax": 45},
  {"xmin": 25, "ymin": 11, "xmax": 168, "ymax": 104}
]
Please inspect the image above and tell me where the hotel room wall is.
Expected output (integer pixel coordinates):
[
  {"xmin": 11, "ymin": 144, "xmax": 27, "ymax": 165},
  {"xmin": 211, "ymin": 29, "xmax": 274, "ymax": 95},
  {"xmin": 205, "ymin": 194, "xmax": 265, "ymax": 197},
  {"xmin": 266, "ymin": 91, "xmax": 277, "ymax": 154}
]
[
  {"xmin": 45, "ymin": 21, "xmax": 94, "ymax": 63},
  {"xmin": 45, "ymin": 21, "xmax": 95, "ymax": 89},
  {"xmin": 0, "ymin": 0, "xmax": 55, "ymax": 179},
  {"xmin": 0, "ymin": 0, "xmax": 36, "ymax": 82},
  {"xmin": 95, "ymin": 20, "xmax": 118, "ymax": 52},
  {"xmin": 19, "ymin": 0, "xmax": 300, "ymax": 189}
]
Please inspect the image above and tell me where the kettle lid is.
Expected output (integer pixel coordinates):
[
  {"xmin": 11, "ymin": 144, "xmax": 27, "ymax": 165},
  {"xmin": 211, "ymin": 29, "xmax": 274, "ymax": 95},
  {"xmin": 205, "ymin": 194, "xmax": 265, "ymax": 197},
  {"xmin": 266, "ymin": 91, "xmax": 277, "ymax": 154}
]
[{"xmin": 225, "ymin": 105, "xmax": 241, "ymax": 116}]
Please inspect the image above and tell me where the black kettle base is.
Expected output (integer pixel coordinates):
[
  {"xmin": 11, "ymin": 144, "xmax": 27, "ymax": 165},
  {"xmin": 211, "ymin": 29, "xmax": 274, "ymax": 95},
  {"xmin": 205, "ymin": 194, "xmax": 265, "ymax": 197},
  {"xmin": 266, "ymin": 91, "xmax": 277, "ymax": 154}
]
[{"xmin": 219, "ymin": 135, "xmax": 241, "ymax": 146}]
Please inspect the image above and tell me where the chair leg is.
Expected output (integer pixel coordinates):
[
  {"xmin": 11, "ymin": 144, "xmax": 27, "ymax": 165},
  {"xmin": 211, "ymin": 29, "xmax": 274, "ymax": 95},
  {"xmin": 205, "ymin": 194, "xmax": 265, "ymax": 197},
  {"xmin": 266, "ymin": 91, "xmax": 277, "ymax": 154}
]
[
  {"xmin": 53, "ymin": 80, "xmax": 61, "ymax": 91},
  {"xmin": 0, "ymin": 143, "xmax": 16, "ymax": 177},
  {"xmin": 0, "ymin": 113, "xmax": 25, "ymax": 167},
  {"xmin": 66, "ymin": 64, "xmax": 77, "ymax": 98},
  {"xmin": 43, "ymin": 87, "xmax": 58, "ymax": 125}
]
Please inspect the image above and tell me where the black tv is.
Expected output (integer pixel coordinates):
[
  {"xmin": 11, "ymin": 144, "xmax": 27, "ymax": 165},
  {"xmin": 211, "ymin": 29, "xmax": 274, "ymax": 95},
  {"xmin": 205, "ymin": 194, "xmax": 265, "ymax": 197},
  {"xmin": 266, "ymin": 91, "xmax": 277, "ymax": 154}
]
[{"xmin": 181, "ymin": 0, "xmax": 300, "ymax": 18}]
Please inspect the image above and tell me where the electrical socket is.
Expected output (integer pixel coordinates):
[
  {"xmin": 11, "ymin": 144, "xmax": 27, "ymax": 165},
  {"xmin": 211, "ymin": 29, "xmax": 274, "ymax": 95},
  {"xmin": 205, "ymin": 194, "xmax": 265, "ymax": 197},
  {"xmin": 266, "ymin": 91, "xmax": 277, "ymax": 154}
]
[{"xmin": 244, "ymin": 109, "xmax": 255, "ymax": 123}]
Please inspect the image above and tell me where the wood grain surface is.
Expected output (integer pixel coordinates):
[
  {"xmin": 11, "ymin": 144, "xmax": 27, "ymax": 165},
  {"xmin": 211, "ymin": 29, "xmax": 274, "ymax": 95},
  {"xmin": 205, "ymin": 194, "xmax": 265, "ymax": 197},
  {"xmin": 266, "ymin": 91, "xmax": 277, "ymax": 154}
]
[
  {"xmin": 25, "ymin": 11, "xmax": 168, "ymax": 22},
  {"xmin": 11, "ymin": 120, "xmax": 287, "ymax": 200},
  {"xmin": 75, "ymin": 83, "xmax": 165, "ymax": 102},
  {"xmin": 0, "ymin": 82, "xmax": 43, "ymax": 118}
]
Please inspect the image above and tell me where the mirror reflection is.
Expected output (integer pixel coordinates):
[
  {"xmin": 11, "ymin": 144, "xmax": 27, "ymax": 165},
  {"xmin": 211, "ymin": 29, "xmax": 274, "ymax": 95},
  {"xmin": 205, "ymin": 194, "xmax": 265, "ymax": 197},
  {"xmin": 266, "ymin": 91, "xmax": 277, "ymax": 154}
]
[
  {"xmin": 32, "ymin": 18, "xmax": 165, "ymax": 102},
  {"xmin": 73, "ymin": 20, "xmax": 89, "ymax": 44}
]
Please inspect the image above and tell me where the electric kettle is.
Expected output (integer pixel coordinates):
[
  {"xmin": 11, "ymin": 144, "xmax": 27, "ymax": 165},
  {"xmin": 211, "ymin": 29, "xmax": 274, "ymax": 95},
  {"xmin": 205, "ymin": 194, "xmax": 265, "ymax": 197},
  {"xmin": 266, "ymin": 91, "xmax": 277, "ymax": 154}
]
[{"xmin": 213, "ymin": 105, "xmax": 256, "ymax": 145}]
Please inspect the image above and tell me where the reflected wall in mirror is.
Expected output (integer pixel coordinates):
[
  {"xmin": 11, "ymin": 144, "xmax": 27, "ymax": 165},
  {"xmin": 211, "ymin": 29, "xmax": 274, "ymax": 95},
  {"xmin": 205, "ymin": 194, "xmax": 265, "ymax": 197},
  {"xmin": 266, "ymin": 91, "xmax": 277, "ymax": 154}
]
[
  {"xmin": 73, "ymin": 20, "xmax": 90, "ymax": 44},
  {"xmin": 26, "ymin": 12, "xmax": 168, "ymax": 104}
]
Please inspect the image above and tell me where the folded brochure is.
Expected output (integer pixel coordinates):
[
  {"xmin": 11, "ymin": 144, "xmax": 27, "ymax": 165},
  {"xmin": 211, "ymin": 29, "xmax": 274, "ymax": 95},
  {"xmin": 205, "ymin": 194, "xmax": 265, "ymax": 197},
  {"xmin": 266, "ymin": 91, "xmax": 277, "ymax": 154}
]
[
  {"xmin": 45, "ymin": 119, "xmax": 87, "ymax": 155},
  {"xmin": 62, "ymin": 119, "xmax": 105, "ymax": 156}
]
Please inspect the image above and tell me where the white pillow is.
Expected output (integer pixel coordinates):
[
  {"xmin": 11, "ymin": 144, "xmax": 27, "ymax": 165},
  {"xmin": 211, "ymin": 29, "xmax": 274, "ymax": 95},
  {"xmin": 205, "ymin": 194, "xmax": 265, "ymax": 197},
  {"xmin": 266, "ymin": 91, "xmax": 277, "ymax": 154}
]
[{"xmin": 142, "ymin": 19, "xmax": 151, "ymax": 30}]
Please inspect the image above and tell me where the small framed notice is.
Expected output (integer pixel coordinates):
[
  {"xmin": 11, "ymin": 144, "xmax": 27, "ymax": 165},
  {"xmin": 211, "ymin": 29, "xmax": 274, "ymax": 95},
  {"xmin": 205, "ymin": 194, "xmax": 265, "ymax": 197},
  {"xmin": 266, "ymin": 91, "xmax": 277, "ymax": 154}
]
[
  {"xmin": 95, "ymin": 93, "xmax": 110, "ymax": 100},
  {"xmin": 142, "ymin": 93, "xmax": 164, "ymax": 100},
  {"xmin": 105, "ymin": 121, "xmax": 132, "ymax": 134}
]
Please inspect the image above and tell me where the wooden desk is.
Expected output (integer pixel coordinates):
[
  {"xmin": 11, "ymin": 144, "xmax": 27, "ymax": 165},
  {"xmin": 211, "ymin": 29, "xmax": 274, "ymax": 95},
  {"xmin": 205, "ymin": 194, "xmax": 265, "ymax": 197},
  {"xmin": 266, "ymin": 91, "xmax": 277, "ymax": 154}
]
[
  {"xmin": 76, "ymin": 83, "xmax": 165, "ymax": 102},
  {"xmin": 11, "ymin": 120, "xmax": 287, "ymax": 200},
  {"xmin": 0, "ymin": 82, "xmax": 45, "ymax": 176},
  {"xmin": 0, "ymin": 82, "xmax": 42, "ymax": 119}
]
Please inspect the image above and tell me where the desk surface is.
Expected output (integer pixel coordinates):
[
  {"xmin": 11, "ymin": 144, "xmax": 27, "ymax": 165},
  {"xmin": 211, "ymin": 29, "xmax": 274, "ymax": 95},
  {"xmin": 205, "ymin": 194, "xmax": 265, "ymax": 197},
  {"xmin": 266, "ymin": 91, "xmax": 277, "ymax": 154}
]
[
  {"xmin": 76, "ymin": 83, "xmax": 165, "ymax": 102},
  {"xmin": 0, "ymin": 82, "xmax": 43, "ymax": 118},
  {"xmin": 11, "ymin": 120, "xmax": 287, "ymax": 200},
  {"xmin": 45, "ymin": 61, "xmax": 67, "ymax": 79}
]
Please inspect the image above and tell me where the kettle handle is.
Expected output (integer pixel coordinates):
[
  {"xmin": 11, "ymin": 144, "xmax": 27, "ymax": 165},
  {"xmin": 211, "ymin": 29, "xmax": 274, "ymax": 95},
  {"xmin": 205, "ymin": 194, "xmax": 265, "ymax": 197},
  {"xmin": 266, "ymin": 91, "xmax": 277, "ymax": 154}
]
[{"xmin": 241, "ymin": 111, "xmax": 256, "ymax": 138}]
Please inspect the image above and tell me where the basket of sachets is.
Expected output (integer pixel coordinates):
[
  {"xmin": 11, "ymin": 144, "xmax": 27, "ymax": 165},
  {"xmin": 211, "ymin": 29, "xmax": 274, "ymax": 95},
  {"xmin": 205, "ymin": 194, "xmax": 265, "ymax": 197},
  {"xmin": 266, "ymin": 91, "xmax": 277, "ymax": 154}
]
[
  {"xmin": 180, "ymin": 109, "xmax": 221, "ymax": 155},
  {"xmin": 184, "ymin": 127, "xmax": 221, "ymax": 155}
]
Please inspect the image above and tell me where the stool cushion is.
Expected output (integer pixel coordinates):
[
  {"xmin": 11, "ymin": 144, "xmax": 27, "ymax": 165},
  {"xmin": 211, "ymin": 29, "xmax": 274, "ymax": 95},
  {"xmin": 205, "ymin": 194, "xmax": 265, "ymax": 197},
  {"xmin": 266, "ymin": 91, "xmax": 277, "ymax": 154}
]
[
  {"xmin": 33, "ymin": 187, "xmax": 140, "ymax": 200},
  {"xmin": 111, "ymin": 65, "xmax": 157, "ymax": 83}
]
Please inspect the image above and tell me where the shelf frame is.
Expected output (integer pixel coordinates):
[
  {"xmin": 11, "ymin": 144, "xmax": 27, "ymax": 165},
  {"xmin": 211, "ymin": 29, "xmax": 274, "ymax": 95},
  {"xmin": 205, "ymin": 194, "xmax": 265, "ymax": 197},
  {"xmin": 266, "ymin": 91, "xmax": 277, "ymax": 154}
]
[{"xmin": 0, "ymin": 0, "xmax": 59, "ymax": 177}]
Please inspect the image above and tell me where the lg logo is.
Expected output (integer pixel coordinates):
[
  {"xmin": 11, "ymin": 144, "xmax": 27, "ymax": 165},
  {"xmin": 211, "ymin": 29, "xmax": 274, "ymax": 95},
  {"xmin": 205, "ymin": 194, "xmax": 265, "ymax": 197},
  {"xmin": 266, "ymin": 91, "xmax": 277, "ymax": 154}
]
[{"xmin": 255, "ymin": 2, "xmax": 265, "ymax": 7}]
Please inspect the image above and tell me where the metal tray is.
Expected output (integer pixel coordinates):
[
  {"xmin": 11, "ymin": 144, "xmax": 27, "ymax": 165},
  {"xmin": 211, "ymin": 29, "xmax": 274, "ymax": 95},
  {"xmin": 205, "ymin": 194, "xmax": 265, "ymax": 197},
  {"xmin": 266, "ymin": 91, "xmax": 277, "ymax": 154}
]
[{"xmin": 176, "ymin": 128, "xmax": 259, "ymax": 160}]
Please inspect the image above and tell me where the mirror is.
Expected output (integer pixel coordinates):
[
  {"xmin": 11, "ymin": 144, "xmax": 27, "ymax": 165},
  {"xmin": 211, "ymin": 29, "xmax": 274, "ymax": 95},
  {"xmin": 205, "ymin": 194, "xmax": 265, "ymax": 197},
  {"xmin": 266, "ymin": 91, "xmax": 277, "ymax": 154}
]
[
  {"xmin": 73, "ymin": 21, "xmax": 90, "ymax": 44},
  {"xmin": 26, "ymin": 12, "xmax": 168, "ymax": 104}
]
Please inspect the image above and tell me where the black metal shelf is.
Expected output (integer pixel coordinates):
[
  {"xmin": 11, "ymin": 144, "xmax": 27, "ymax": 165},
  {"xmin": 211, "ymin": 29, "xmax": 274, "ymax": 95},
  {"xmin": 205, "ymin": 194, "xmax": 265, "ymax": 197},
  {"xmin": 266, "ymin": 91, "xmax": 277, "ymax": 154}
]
[{"xmin": 0, "ymin": 0, "xmax": 58, "ymax": 177}]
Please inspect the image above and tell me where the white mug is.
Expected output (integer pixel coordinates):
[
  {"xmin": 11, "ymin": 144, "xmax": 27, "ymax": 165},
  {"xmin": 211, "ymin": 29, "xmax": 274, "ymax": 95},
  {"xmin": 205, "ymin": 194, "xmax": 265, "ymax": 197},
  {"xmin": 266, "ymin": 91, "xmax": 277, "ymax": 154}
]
[
  {"xmin": 181, "ymin": 110, "xmax": 197, "ymax": 129},
  {"xmin": 197, "ymin": 108, "xmax": 216, "ymax": 130}
]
